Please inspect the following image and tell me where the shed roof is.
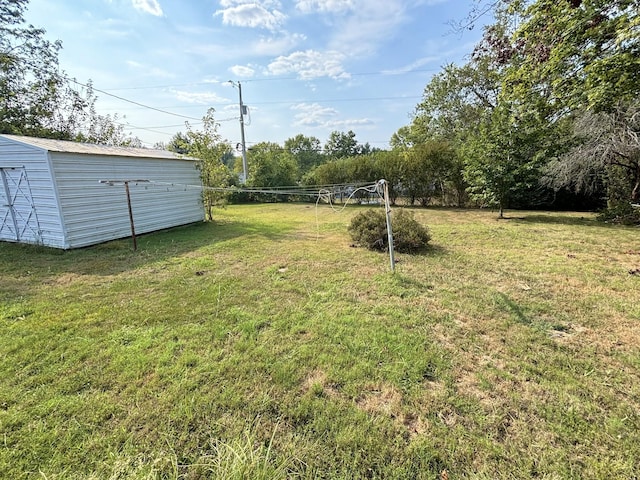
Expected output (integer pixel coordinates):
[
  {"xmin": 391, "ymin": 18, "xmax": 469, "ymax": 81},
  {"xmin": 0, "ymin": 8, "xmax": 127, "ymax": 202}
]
[{"xmin": 0, "ymin": 134, "xmax": 193, "ymax": 160}]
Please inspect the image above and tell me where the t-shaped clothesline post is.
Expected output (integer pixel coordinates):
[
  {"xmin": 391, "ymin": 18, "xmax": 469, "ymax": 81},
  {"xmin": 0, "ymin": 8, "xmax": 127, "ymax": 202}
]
[{"xmin": 99, "ymin": 179, "xmax": 150, "ymax": 251}]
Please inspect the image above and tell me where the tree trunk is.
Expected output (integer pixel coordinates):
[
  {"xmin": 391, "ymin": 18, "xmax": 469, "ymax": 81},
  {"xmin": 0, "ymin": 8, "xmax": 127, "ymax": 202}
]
[{"xmin": 632, "ymin": 165, "xmax": 640, "ymax": 201}]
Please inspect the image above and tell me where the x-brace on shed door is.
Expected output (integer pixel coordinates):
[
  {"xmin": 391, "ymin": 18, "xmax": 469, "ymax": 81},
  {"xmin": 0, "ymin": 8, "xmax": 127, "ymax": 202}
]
[{"xmin": 0, "ymin": 167, "xmax": 41, "ymax": 243}]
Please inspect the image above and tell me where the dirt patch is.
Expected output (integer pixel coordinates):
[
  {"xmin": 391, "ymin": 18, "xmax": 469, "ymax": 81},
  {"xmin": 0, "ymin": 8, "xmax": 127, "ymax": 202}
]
[
  {"xmin": 355, "ymin": 383, "xmax": 431, "ymax": 437},
  {"xmin": 48, "ymin": 272, "xmax": 82, "ymax": 286},
  {"xmin": 549, "ymin": 322, "xmax": 588, "ymax": 342},
  {"xmin": 401, "ymin": 411, "xmax": 429, "ymax": 437},
  {"xmin": 552, "ymin": 315, "xmax": 640, "ymax": 352},
  {"xmin": 302, "ymin": 369, "xmax": 327, "ymax": 393},
  {"xmin": 355, "ymin": 383, "xmax": 402, "ymax": 416}
]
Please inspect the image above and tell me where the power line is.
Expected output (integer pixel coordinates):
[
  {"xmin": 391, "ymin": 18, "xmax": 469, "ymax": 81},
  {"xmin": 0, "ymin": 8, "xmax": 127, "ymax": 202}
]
[
  {"xmin": 14, "ymin": 56, "xmax": 207, "ymax": 122},
  {"xmin": 100, "ymin": 68, "xmax": 441, "ymax": 92},
  {"xmin": 246, "ymin": 95, "xmax": 422, "ymax": 106},
  {"xmin": 64, "ymin": 76, "xmax": 203, "ymax": 121},
  {"xmin": 95, "ymin": 95, "xmax": 422, "ymax": 113}
]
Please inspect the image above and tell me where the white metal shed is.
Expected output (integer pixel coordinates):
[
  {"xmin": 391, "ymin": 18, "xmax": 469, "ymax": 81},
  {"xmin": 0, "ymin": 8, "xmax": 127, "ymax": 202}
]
[{"xmin": 0, "ymin": 134, "xmax": 204, "ymax": 249}]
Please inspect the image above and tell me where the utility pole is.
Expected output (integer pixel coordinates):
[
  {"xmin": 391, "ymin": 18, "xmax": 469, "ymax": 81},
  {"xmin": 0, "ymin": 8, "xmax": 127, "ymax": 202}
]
[{"xmin": 229, "ymin": 80, "xmax": 248, "ymax": 184}]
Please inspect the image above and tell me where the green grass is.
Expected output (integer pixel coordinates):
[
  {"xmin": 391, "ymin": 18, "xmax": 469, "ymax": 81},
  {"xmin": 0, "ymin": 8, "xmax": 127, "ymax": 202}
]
[{"xmin": 1, "ymin": 204, "xmax": 639, "ymax": 479}]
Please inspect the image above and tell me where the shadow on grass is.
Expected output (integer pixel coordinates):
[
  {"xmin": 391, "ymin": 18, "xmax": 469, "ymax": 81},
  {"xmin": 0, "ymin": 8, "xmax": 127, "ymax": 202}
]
[
  {"xmin": 496, "ymin": 292, "xmax": 532, "ymax": 326},
  {"xmin": 0, "ymin": 217, "xmax": 292, "ymax": 282},
  {"xmin": 395, "ymin": 243, "xmax": 449, "ymax": 259},
  {"xmin": 513, "ymin": 214, "xmax": 601, "ymax": 227}
]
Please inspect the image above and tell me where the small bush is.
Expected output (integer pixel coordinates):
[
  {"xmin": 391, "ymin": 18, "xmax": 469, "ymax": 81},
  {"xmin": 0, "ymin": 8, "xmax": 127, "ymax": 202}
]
[
  {"xmin": 348, "ymin": 209, "xmax": 387, "ymax": 251},
  {"xmin": 392, "ymin": 209, "xmax": 432, "ymax": 252},
  {"xmin": 597, "ymin": 202, "xmax": 640, "ymax": 225},
  {"xmin": 348, "ymin": 208, "xmax": 431, "ymax": 253}
]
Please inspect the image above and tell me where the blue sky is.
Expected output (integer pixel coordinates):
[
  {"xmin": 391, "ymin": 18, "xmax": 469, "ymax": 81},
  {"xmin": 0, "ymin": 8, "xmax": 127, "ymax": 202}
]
[{"xmin": 24, "ymin": 0, "xmax": 489, "ymax": 150}]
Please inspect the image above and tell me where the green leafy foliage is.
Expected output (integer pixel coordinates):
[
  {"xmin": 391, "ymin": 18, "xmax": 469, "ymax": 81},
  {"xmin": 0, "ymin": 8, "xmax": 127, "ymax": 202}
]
[
  {"xmin": 403, "ymin": 141, "xmax": 460, "ymax": 207},
  {"xmin": 508, "ymin": 0, "xmax": 640, "ymax": 113},
  {"xmin": 284, "ymin": 134, "xmax": 324, "ymax": 179},
  {"xmin": 166, "ymin": 109, "xmax": 235, "ymax": 218},
  {"xmin": 348, "ymin": 208, "xmax": 431, "ymax": 253},
  {"xmin": 245, "ymin": 142, "xmax": 299, "ymax": 201},
  {"xmin": 597, "ymin": 201, "xmax": 640, "ymax": 225},
  {"xmin": 462, "ymin": 103, "xmax": 555, "ymax": 217},
  {"xmin": 1, "ymin": 1, "xmax": 139, "ymax": 144},
  {"xmin": 324, "ymin": 130, "xmax": 372, "ymax": 159}
]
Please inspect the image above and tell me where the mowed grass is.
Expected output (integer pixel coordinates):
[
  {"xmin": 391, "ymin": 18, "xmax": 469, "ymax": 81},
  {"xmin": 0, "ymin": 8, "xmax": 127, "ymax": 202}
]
[{"xmin": 1, "ymin": 203, "xmax": 639, "ymax": 479}]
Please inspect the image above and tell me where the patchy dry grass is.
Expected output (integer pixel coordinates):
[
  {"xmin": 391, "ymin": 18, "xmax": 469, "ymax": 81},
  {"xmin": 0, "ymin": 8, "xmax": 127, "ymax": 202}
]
[{"xmin": 1, "ymin": 204, "xmax": 639, "ymax": 479}]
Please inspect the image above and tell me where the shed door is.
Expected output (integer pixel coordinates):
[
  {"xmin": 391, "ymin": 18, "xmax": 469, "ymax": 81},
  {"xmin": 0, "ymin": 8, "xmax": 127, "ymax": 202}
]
[{"xmin": 0, "ymin": 167, "xmax": 41, "ymax": 243}]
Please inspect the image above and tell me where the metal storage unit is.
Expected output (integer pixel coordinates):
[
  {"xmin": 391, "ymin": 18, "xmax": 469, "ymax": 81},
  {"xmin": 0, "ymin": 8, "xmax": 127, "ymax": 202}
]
[{"xmin": 0, "ymin": 135, "xmax": 204, "ymax": 249}]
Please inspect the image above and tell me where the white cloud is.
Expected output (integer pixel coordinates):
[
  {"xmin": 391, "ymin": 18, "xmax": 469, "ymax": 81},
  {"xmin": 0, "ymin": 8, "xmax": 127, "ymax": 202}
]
[
  {"xmin": 126, "ymin": 60, "xmax": 144, "ymax": 69},
  {"xmin": 268, "ymin": 50, "xmax": 349, "ymax": 80},
  {"xmin": 328, "ymin": 1, "xmax": 407, "ymax": 56},
  {"xmin": 214, "ymin": 2, "xmax": 286, "ymax": 31},
  {"xmin": 229, "ymin": 65, "xmax": 256, "ymax": 77},
  {"xmin": 219, "ymin": 0, "xmax": 281, "ymax": 7},
  {"xmin": 169, "ymin": 89, "xmax": 230, "ymax": 105},
  {"xmin": 324, "ymin": 118, "xmax": 375, "ymax": 128},
  {"xmin": 296, "ymin": 0, "xmax": 355, "ymax": 14},
  {"xmin": 291, "ymin": 103, "xmax": 338, "ymax": 127},
  {"xmin": 221, "ymin": 104, "xmax": 240, "ymax": 114},
  {"xmin": 251, "ymin": 33, "xmax": 306, "ymax": 56},
  {"xmin": 131, "ymin": 0, "xmax": 163, "ymax": 16},
  {"xmin": 291, "ymin": 103, "xmax": 373, "ymax": 129}
]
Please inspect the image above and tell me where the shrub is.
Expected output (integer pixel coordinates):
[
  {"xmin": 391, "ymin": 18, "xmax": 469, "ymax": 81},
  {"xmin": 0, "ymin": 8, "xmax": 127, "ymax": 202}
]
[
  {"xmin": 597, "ymin": 202, "xmax": 640, "ymax": 225},
  {"xmin": 391, "ymin": 209, "xmax": 432, "ymax": 252},
  {"xmin": 348, "ymin": 208, "xmax": 431, "ymax": 253}
]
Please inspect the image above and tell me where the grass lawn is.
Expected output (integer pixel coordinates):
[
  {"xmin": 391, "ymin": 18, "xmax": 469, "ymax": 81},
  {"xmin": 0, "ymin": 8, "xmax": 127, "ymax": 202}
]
[{"xmin": 1, "ymin": 203, "xmax": 639, "ymax": 479}]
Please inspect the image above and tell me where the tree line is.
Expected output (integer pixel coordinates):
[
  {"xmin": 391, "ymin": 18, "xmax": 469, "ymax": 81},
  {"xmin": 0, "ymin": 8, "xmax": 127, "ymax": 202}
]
[
  {"xmin": 179, "ymin": 0, "xmax": 639, "ymax": 221},
  {"xmin": 399, "ymin": 0, "xmax": 640, "ymax": 219},
  {"xmin": 4, "ymin": 0, "xmax": 639, "ymax": 222}
]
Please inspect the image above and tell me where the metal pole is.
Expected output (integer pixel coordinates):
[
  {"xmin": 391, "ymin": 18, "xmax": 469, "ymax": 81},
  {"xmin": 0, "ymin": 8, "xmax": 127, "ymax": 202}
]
[
  {"xmin": 124, "ymin": 181, "xmax": 137, "ymax": 251},
  {"xmin": 380, "ymin": 179, "xmax": 395, "ymax": 272},
  {"xmin": 237, "ymin": 82, "xmax": 248, "ymax": 184}
]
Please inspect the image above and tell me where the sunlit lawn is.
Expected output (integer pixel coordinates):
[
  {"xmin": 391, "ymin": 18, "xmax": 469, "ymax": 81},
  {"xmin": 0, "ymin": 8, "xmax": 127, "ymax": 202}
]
[{"xmin": 1, "ymin": 203, "xmax": 639, "ymax": 479}]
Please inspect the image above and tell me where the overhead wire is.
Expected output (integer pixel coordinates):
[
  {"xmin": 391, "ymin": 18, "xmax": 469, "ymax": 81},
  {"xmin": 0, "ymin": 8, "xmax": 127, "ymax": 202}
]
[
  {"xmin": 62, "ymin": 76, "xmax": 203, "ymax": 121},
  {"xmin": 12, "ymin": 54, "xmax": 425, "ymax": 145},
  {"xmin": 100, "ymin": 67, "xmax": 442, "ymax": 92}
]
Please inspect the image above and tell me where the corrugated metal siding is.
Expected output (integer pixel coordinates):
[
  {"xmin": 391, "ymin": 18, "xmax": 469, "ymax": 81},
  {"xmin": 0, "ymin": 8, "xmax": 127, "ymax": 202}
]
[
  {"xmin": 50, "ymin": 152, "xmax": 204, "ymax": 248},
  {"xmin": 0, "ymin": 137, "xmax": 66, "ymax": 248},
  {"xmin": 0, "ymin": 134, "xmax": 182, "ymax": 159}
]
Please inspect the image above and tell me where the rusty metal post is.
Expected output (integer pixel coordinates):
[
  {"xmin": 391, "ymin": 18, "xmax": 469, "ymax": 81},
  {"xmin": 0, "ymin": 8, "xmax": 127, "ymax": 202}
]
[{"xmin": 124, "ymin": 181, "xmax": 137, "ymax": 251}]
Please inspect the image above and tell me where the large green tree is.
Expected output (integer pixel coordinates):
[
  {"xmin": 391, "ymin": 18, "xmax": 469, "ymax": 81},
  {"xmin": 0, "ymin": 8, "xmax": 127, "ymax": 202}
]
[
  {"xmin": 413, "ymin": 59, "xmax": 500, "ymax": 144},
  {"xmin": 507, "ymin": 0, "xmax": 640, "ymax": 114},
  {"xmin": 284, "ymin": 134, "xmax": 324, "ymax": 178},
  {"xmin": 324, "ymin": 130, "xmax": 371, "ymax": 159},
  {"xmin": 1, "ymin": 0, "xmax": 65, "ymax": 137},
  {"xmin": 245, "ymin": 142, "xmax": 298, "ymax": 201},
  {"xmin": 463, "ymin": 102, "xmax": 559, "ymax": 217},
  {"xmin": 504, "ymin": 0, "xmax": 640, "ymax": 207},
  {"xmin": 1, "ymin": 0, "xmax": 139, "ymax": 144}
]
